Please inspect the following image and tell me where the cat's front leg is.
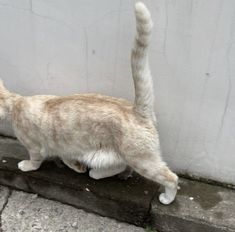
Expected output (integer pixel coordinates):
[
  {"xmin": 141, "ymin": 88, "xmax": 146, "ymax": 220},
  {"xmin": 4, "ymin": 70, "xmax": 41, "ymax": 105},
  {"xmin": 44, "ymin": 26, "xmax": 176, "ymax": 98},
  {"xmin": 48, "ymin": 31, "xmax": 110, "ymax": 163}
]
[
  {"xmin": 62, "ymin": 159, "xmax": 87, "ymax": 173},
  {"xmin": 18, "ymin": 150, "xmax": 43, "ymax": 172}
]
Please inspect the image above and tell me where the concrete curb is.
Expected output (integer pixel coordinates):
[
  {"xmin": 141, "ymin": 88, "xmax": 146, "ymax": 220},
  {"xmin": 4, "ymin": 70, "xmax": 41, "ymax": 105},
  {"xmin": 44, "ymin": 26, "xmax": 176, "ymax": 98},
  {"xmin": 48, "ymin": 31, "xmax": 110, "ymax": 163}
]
[
  {"xmin": 0, "ymin": 137, "xmax": 235, "ymax": 232},
  {"xmin": 0, "ymin": 157, "xmax": 158, "ymax": 227}
]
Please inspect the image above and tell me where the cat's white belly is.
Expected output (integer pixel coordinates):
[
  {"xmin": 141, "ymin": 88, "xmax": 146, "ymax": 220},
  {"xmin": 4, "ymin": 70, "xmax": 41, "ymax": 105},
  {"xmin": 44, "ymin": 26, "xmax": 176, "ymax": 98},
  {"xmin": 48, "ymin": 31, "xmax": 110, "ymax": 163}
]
[
  {"xmin": 47, "ymin": 144, "xmax": 124, "ymax": 169},
  {"xmin": 80, "ymin": 150, "xmax": 125, "ymax": 169}
]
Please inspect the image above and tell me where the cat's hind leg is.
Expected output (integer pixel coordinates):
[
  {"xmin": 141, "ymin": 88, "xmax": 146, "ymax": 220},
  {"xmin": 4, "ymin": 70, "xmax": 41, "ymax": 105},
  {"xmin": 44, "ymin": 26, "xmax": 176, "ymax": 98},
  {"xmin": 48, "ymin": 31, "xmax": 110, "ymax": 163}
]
[
  {"xmin": 124, "ymin": 150, "xmax": 178, "ymax": 205},
  {"xmin": 18, "ymin": 150, "xmax": 44, "ymax": 172},
  {"xmin": 62, "ymin": 159, "xmax": 87, "ymax": 173},
  {"xmin": 89, "ymin": 165, "xmax": 126, "ymax": 179}
]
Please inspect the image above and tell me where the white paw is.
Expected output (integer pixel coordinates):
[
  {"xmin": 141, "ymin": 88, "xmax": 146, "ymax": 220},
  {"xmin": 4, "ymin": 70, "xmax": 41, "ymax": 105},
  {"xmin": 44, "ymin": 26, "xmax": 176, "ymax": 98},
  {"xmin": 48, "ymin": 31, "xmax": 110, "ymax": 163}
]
[
  {"xmin": 89, "ymin": 170, "xmax": 101, "ymax": 180},
  {"xmin": 159, "ymin": 193, "xmax": 175, "ymax": 205},
  {"xmin": 18, "ymin": 160, "xmax": 37, "ymax": 172}
]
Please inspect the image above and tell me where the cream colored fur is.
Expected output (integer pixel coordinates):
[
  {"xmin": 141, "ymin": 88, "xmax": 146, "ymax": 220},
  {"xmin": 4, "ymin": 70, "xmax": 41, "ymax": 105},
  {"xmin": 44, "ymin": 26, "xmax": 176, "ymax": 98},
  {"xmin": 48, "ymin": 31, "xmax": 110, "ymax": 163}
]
[{"xmin": 0, "ymin": 2, "xmax": 178, "ymax": 205}]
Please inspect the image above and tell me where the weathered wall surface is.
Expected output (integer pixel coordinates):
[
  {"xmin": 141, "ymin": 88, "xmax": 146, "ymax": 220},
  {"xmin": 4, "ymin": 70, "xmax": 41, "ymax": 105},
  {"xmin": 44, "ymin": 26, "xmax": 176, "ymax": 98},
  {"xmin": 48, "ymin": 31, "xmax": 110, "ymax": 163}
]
[{"xmin": 0, "ymin": 0, "xmax": 234, "ymax": 184}]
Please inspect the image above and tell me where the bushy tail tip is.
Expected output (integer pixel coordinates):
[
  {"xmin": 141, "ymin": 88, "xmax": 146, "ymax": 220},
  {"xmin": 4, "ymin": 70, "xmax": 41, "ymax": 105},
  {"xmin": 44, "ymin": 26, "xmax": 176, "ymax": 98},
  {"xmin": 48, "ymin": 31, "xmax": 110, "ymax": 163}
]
[
  {"xmin": 134, "ymin": 2, "xmax": 153, "ymax": 46},
  {"xmin": 135, "ymin": 2, "xmax": 151, "ymax": 22}
]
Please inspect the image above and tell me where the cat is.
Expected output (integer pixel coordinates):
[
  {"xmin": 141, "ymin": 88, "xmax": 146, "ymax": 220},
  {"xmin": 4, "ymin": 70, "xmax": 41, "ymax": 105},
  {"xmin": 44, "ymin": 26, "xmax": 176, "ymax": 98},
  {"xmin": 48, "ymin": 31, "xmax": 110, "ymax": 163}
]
[{"xmin": 0, "ymin": 2, "xmax": 178, "ymax": 205}]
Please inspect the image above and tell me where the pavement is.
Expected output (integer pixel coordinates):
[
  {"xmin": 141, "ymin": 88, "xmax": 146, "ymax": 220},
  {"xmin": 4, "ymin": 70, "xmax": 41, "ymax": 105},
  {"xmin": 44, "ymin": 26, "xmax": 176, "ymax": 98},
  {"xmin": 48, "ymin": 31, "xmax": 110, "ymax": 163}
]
[{"xmin": 0, "ymin": 186, "xmax": 147, "ymax": 232}]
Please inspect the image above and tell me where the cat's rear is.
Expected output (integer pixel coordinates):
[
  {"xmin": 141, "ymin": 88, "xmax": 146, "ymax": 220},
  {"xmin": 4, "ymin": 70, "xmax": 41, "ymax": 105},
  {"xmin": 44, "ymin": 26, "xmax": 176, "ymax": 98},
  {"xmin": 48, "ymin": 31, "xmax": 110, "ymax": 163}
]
[
  {"xmin": 117, "ymin": 2, "xmax": 178, "ymax": 205},
  {"xmin": 1, "ymin": 2, "xmax": 178, "ymax": 205}
]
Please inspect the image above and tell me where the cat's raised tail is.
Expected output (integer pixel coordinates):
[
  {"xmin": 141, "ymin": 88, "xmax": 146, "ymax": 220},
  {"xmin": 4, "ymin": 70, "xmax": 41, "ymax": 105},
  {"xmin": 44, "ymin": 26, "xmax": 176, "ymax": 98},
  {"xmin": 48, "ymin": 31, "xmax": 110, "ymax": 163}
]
[{"xmin": 132, "ymin": 2, "xmax": 154, "ymax": 119}]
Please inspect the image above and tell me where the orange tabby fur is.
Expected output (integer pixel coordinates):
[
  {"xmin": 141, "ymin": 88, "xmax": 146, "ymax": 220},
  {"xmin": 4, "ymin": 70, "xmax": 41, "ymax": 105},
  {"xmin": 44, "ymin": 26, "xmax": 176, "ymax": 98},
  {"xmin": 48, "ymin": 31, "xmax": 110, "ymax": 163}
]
[{"xmin": 0, "ymin": 2, "xmax": 178, "ymax": 205}]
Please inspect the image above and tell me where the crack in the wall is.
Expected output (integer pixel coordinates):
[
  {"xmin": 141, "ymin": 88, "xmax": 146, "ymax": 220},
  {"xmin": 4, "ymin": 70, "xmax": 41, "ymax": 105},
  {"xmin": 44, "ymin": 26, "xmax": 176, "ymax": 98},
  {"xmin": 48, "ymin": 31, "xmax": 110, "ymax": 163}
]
[
  {"xmin": 30, "ymin": 0, "xmax": 75, "ymax": 33},
  {"xmin": 0, "ymin": 3, "xmax": 30, "ymax": 11},
  {"xmin": 0, "ymin": 189, "xmax": 12, "ymax": 231},
  {"xmin": 0, "ymin": 1, "xmax": 128, "ymax": 34},
  {"xmin": 216, "ymin": 69, "xmax": 232, "ymax": 143},
  {"xmin": 0, "ymin": 2, "xmax": 76, "ymax": 33},
  {"xmin": 205, "ymin": 0, "xmax": 223, "ymax": 74},
  {"xmin": 216, "ymin": 8, "xmax": 235, "ymax": 144}
]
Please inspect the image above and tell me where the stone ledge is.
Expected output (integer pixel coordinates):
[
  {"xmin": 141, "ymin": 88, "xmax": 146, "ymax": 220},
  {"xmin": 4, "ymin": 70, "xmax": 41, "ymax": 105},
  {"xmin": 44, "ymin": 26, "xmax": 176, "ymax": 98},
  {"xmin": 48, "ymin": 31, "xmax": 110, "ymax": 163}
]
[
  {"xmin": 151, "ymin": 178, "xmax": 235, "ymax": 232},
  {"xmin": 0, "ymin": 157, "xmax": 158, "ymax": 227}
]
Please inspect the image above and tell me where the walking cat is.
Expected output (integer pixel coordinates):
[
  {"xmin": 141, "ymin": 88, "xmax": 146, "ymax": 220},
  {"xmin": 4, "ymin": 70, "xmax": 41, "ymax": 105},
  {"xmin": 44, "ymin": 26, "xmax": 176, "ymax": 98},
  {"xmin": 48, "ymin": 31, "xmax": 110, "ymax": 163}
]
[{"xmin": 0, "ymin": 2, "xmax": 178, "ymax": 204}]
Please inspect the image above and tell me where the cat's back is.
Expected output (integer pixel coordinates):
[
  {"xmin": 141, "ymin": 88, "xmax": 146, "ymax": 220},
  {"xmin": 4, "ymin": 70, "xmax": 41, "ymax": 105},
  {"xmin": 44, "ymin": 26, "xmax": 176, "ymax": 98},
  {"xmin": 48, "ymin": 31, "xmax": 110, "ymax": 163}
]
[
  {"xmin": 12, "ymin": 93, "xmax": 134, "ymax": 123},
  {"xmin": 44, "ymin": 93, "xmax": 134, "ymax": 120},
  {"xmin": 12, "ymin": 93, "xmax": 156, "ymax": 152},
  {"xmin": 12, "ymin": 95, "xmax": 57, "ymax": 118}
]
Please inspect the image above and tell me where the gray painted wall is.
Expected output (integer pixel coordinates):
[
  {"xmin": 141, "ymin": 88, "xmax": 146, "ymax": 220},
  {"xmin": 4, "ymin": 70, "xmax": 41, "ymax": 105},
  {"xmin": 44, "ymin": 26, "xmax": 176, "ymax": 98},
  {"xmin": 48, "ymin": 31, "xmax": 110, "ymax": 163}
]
[{"xmin": 0, "ymin": 0, "xmax": 234, "ymax": 184}]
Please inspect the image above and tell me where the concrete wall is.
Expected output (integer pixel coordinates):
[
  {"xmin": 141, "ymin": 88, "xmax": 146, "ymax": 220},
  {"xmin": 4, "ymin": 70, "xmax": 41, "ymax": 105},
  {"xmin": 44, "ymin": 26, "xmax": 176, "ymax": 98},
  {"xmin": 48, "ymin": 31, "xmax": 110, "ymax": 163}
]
[{"xmin": 0, "ymin": 0, "xmax": 234, "ymax": 184}]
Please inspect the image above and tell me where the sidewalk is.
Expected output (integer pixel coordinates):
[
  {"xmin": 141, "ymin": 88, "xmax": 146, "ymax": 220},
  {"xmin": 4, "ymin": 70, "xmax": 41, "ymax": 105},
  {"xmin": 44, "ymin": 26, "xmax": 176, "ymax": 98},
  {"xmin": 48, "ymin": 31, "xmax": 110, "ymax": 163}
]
[{"xmin": 0, "ymin": 186, "xmax": 146, "ymax": 232}]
